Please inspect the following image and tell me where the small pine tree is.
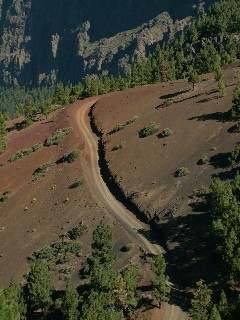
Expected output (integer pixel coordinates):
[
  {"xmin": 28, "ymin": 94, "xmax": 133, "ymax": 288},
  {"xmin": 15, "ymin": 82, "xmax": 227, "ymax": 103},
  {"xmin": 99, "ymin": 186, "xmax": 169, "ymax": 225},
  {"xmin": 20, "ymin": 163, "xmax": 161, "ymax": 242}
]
[
  {"xmin": 218, "ymin": 290, "xmax": 228, "ymax": 318},
  {"xmin": 209, "ymin": 305, "xmax": 222, "ymax": 320},
  {"xmin": 188, "ymin": 67, "xmax": 200, "ymax": 90},
  {"xmin": 190, "ymin": 279, "xmax": 212, "ymax": 320},
  {"xmin": 26, "ymin": 260, "xmax": 52, "ymax": 312},
  {"xmin": 62, "ymin": 282, "xmax": 79, "ymax": 320},
  {"xmin": 0, "ymin": 283, "xmax": 20, "ymax": 320},
  {"xmin": 151, "ymin": 255, "xmax": 171, "ymax": 308},
  {"xmin": 6, "ymin": 279, "xmax": 27, "ymax": 320},
  {"xmin": 0, "ymin": 112, "xmax": 7, "ymax": 150},
  {"xmin": 217, "ymin": 80, "xmax": 226, "ymax": 97}
]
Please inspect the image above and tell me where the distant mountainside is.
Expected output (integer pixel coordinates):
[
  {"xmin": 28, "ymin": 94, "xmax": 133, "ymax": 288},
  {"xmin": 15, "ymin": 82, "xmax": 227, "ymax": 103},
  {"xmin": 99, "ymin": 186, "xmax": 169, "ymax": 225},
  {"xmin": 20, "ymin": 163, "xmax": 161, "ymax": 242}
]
[{"xmin": 0, "ymin": 0, "xmax": 216, "ymax": 86}]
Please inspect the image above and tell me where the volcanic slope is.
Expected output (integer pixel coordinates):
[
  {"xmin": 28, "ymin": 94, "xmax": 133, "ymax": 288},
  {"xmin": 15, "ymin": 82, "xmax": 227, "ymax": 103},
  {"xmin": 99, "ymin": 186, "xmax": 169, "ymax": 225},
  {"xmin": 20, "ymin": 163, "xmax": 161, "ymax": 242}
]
[
  {"xmin": 92, "ymin": 61, "xmax": 240, "ymax": 291},
  {"xmin": 0, "ymin": 101, "xmax": 144, "ymax": 288}
]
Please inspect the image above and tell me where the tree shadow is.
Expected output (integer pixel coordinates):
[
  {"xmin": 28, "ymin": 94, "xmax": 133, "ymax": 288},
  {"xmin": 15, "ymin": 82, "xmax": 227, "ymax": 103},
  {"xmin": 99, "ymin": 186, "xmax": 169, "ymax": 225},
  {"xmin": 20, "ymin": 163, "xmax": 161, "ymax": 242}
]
[
  {"xmin": 211, "ymin": 167, "xmax": 238, "ymax": 181},
  {"xmin": 209, "ymin": 152, "xmax": 231, "ymax": 169},
  {"xmin": 188, "ymin": 111, "xmax": 231, "ymax": 123},
  {"xmin": 227, "ymin": 124, "xmax": 240, "ymax": 133},
  {"xmin": 160, "ymin": 90, "xmax": 188, "ymax": 100}
]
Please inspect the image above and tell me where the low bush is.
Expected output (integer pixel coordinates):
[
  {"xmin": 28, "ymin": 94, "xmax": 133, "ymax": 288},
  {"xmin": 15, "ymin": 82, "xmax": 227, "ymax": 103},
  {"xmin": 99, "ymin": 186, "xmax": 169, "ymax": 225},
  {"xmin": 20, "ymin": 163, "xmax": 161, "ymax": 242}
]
[
  {"xmin": 44, "ymin": 127, "xmax": 72, "ymax": 147},
  {"xmin": 69, "ymin": 177, "xmax": 85, "ymax": 189},
  {"xmin": 122, "ymin": 243, "xmax": 134, "ymax": 252},
  {"xmin": 62, "ymin": 149, "xmax": 80, "ymax": 163},
  {"xmin": 199, "ymin": 156, "xmax": 210, "ymax": 165},
  {"xmin": 139, "ymin": 122, "xmax": 159, "ymax": 138},
  {"xmin": 34, "ymin": 162, "xmax": 54, "ymax": 176},
  {"xmin": 10, "ymin": 143, "xmax": 44, "ymax": 162},
  {"xmin": 159, "ymin": 128, "xmax": 173, "ymax": 138},
  {"xmin": 175, "ymin": 167, "xmax": 190, "ymax": 177},
  {"xmin": 0, "ymin": 189, "xmax": 11, "ymax": 202},
  {"xmin": 112, "ymin": 142, "xmax": 125, "ymax": 151},
  {"xmin": 30, "ymin": 223, "xmax": 88, "ymax": 270},
  {"xmin": 111, "ymin": 116, "xmax": 138, "ymax": 134},
  {"xmin": 157, "ymin": 98, "xmax": 175, "ymax": 109}
]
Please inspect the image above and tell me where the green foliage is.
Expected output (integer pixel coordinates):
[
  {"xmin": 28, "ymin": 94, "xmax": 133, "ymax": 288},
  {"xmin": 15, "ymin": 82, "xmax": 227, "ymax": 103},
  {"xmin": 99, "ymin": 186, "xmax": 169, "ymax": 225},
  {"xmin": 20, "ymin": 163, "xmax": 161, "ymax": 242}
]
[
  {"xmin": 0, "ymin": 189, "xmax": 11, "ymax": 203},
  {"xmin": 218, "ymin": 290, "xmax": 228, "ymax": 319},
  {"xmin": 6, "ymin": 279, "xmax": 27, "ymax": 320},
  {"xmin": 33, "ymin": 162, "xmax": 54, "ymax": 177},
  {"xmin": 112, "ymin": 142, "xmax": 125, "ymax": 151},
  {"xmin": 122, "ymin": 243, "xmax": 134, "ymax": 252},
  {"xmin": 188, "ymin": 67, "xmax": 200, "ymax": 90},
  {"xmin": 0, "ymin": 283, "xmax": 20, "ymax": 320},
  {"xmin": 30, "ymin": 223, "xmax": 87, "ymax": 269},
  {"xmin": 139, "ymin": 122, "xmax": 159, "ymax": 138},
  {"xmin": 209, "ymin": 172, "xmax": 240, "ymax": 284},
  {"xmin": 62, "ymin": 149, "xmax": 81, "ymax": 163},
  {"xmin": 151, "ymin": 255, "xmax": 171, "ymax": 307},
  {"xmin": 229, "ymin": 144, "xmax": 240, "ymax": 167},
  {"xmin": 158, "ymin": 98, "xmax": 175, "ymax": 109},
  {"xmin": 209, "ymin": 305, "xmax": 222, "ymax": 320},
  {"xmin": 199, "ymin": 156, "xmax": 210, "ymax": 165},
  {"xmin": 217, "ymin": 81, "xmax": 226, "ymax": 98},
  {"xmin": 175, "ymin": 167, "xmax": 190, "ymax": 177},
  {"xmin": 26, "ymin": 260, "xmax": 52, "ymax": 311},
  {"xmin": 61, "ymin": 283, "xmax": 79, "ymax": 320},
  {"xmin": 159, "ymin": 128, "xmax": 173, "ymax": 138},
  {"xmin": 69, "ymin": 177, "xmax": 85, "ymax": 189},
  {"xmin": 190, "ymin": 279, "xmax": 212, "ymax": 320},
  {"xmin": 230, "ymin": 84, "xmax": 240, "ymax": 120},
  {"xmin": 111, "ymin": 116, "xmax": 138, "ymax": 134},
  {"xmin": 10, "ymin": 148, "xmax": 33, "ymax": 162},
  {"xmin": 44, "ymin": 127, "xmax": 72, "ymax": 147},
  {"xmin": 0, "ymin": 112, "xmax": 7, "ymax": 150}
]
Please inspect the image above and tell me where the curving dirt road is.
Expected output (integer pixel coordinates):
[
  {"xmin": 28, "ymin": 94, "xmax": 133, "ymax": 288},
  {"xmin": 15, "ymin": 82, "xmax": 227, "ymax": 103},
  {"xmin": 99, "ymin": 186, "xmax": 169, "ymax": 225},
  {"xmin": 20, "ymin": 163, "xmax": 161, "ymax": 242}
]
[{"xmin": 76, "ymin": 99, "xmax": 189, "ymax": 320}]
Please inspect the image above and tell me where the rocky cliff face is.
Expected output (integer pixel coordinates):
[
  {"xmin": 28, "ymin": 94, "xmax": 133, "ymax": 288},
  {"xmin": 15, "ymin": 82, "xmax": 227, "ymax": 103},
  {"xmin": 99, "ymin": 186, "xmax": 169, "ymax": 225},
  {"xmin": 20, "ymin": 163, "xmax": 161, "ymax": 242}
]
[{"xmin": 0, "ymin": 0, "xmax": 216, "ymax": 86}]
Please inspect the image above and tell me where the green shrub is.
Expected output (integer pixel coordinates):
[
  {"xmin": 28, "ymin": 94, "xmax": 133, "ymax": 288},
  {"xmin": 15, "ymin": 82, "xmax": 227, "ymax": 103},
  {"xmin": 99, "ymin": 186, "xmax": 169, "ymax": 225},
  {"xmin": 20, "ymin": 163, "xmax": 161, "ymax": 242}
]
[
  {"xmin": 34, "ymin": 162, "xmax": 54, "ymax": 176},
  {"xmin": 62, "ymin": 149, "xmax": 80, "ymax": 163},
  {"xmin": 175, "ymin": 167, "xmax": 190, "ymax": 177},
  {"xmin": 0, "ymin": 189, "xmax": 11, "ymax": 202},
  {"xmin": 160, "ymin": 128, "xmax": 173, "ymax": 138},
  {"xmin": 139, "ymin": 122, "xmax": 159, "ymax": 138},
  {"xmin": 122, "ymin": 243, "xmax": 134, "ymax": 252},
  {"xmin": 68, "ymin": 223, "xmax": 88, "ymax": 240},
  {"xmin": 157, "ymin": 98, "xmax": 175, "ymax": 109},
  {"xmin": 111, "ymin": 116, "xmax": 138, "ymax": 133},
  {"xmin": 10, "ymin": 147, "xmax": 33, "ymax": 162},
  {"xmin": 44, "ymin": 127, "xmax": 72, "ymax": 147},
  {"xmin": 70, "ymin": 177, "xmax": 85, "ymax": 189},
  {"xmin": 112, "ymin": 142, "xmax": 125, "ymax": 151},
  {"xmin": 32, "ymin": 143, "xmax": 43, "ymax": 152},
  {"xmin": 199, "ymin": 156, "xmax": 210, "ymax": 165},
  {"xmin": 229, "ymin": 145, "xmax": 240, "ymax": 167}
]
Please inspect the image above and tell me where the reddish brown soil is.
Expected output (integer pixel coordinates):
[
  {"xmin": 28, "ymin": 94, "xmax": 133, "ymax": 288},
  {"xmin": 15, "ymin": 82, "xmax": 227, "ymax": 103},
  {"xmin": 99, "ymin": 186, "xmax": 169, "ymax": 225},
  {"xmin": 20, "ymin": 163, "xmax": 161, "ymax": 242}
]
[
  {"xmin": 92, "ymin": 61, "xmax": 240, "ymax": 291},
  {"xmin": 0, "ymin": 100, "xmax": 139, "ymax": 289}
]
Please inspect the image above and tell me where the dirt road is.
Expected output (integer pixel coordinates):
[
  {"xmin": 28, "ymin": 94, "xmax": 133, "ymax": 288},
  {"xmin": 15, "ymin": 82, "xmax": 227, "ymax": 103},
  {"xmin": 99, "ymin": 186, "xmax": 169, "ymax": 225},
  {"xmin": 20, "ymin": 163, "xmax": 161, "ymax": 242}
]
[{"xmin": 76, "ymin": 99, "xmax": 189, "ymax": 320}]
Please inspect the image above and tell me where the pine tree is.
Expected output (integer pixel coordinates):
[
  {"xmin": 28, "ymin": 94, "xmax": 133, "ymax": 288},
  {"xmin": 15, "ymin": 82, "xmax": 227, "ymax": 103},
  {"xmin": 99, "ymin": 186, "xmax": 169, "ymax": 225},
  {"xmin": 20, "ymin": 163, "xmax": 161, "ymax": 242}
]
[
  {"xmin": 217, "ymin": 80, "xmax": 226, "ymax": 97},
  {"xmin": 26, "ymin": 260, "xmax": 52, "ymax": 312},
  {"xmin": 151, "ymin": 255, "xmax": 171, "ymax": 308},
  {"xmin": 62, "ymin": 282, "xmax": 79, "ymax": 320},
  {"xmin": 209, "ymin": 305, "xmax": 222, "ymax": 320},
  {"xmin": 188, "ymin": 67, "xmax": 200, "ymax": 90},
  {"xmin": 0, "ymin": 112, "xmax": 7, "ymax": 150},
  {"xmin": 0, "ymin": 283, "xmax": 20, "ymax": 320},
  {"xmin": 190, "ymin": 279, "xmax": 212, "ymax": 320},
  {"xmin": 6, "ymin": 279, "xmax": 27, "ymax": 320},
  {"xmin": 218, "ymin": 290, "xmax": 228, "ymax": 318}
]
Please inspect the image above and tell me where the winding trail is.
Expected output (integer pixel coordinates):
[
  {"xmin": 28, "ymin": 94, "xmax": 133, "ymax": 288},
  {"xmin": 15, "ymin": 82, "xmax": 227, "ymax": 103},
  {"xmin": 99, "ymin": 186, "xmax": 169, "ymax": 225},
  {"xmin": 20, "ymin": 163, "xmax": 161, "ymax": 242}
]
[{"xmin": 76, "ymin": 99, "xmax": 189, "ymax": 320}]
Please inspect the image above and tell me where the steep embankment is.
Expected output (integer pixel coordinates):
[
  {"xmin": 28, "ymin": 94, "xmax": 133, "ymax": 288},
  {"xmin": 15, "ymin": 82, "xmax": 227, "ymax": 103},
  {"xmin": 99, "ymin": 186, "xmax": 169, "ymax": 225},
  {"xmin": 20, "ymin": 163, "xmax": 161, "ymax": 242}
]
[
  {"xmin": 92, "ymin": 61, "xmax": 240, "ymax": 290},
  {"xmin": 0, "ymin": 0, "xmax": 216, "ymax": 86}
]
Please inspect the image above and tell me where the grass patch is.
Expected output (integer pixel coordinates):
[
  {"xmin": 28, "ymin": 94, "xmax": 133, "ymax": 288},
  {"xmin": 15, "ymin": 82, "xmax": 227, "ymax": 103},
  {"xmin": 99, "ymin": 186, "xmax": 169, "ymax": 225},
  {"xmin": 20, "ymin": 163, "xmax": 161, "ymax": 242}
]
[
  {"xmin": 111, "ymin": 116, "xmax": 138, "ymax": 134},
  {"xmin": 175, "ymin": 167, "xmax": 190, "ymax": 177},
  {"xmin": 70, "ymin": 177, "xmax": 85, "ymax": 189},
  {"xmin": 139, "ymin": 122, "xmax": 159, "ymax": 138},
  {"xmin": 112, "ymin": 142, "xmax": 125, "ymax": 151},
  {"xmin": 44, "ymin": 127, "xmax": 72, "ymax": 147},
  {"xmin": 29, "ymin": 223, "xmax": 88, "ymax": 270}
]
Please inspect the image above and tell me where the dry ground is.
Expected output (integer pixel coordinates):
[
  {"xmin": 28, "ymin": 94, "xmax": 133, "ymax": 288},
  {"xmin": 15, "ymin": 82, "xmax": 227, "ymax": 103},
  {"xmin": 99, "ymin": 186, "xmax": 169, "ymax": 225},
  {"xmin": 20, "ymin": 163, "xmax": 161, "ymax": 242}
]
[{"xmin": 92, "ymin": 61, "xmax": 240, "ymax": 292}]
